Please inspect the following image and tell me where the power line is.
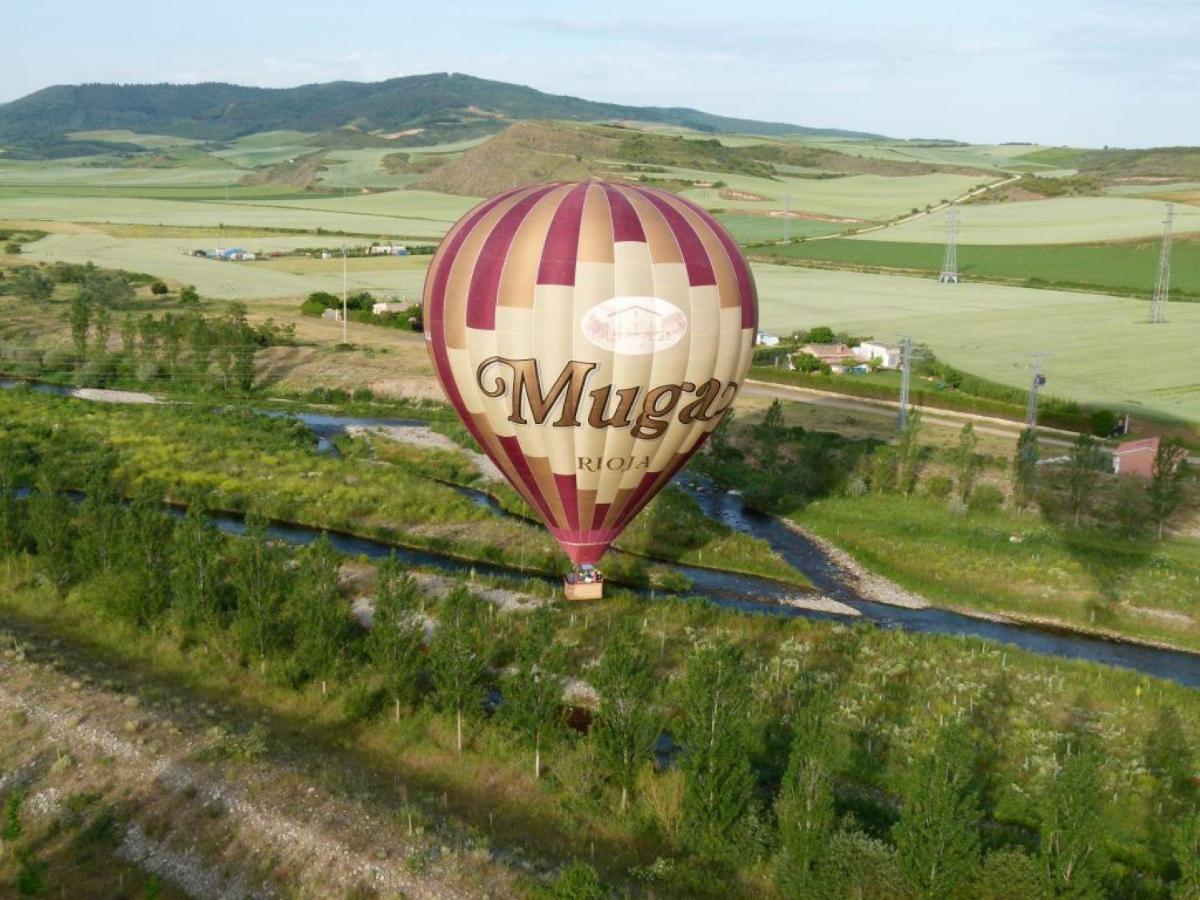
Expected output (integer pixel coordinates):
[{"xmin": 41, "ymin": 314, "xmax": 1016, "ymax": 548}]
[
  {"xmin": 898, "ymin": 336, "xmax": 915, "ymax": 431},
  {"xmin": 1151, "ymin": 202, "xmax": 1173, "ymax": 325},
  {"xmin": 939, "ymin": 207, "xmax": 959, "ymax": 284}
]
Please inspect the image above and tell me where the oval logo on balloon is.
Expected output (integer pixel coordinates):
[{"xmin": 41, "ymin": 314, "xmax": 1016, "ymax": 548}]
[{"xmin": 581, "ymin": 296, "xmax": 688, "ymax": 355}]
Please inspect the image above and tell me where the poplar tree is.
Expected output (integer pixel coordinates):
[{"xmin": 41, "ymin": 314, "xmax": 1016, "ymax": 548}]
[
  {"xmin": 1149, "ymin": 438, "xmax": 1190, "ymax": 540},
  {"xmin": 678, "ymin": 642, "xmax": 757, "ymax": 862},
  {"xmin": 366, "ymin": 557, "xmax": 425, "ymax": 721},
  {"xmin": 1039, "ymin": 743, "xmax": 1107, "ymax": 898},
  {"xmin": 231, "ymin": 512, "xmax": 290, "ymax": 670},
  {"xmin": 775, "ymin": 700, "xmax": 837, "ymax": 896},
  {"xmin": 170, "ymin": 501, "xmax": 227, "ymax": 637},
  {"xmin": 503, "ymin": 606, "xmax": 564, "ymax": 779},
  {"xmin": 1013, "ymin": 427, "xmax": 1039, "ymax": 509},
  {"xmin": 954, "ymin": 422, "xmax": 980, "ymax": 502},
  {"xmin": 74, "ymin": 462, "xmax": 123, "ymax": 577},
  {"xmin": 1173, "ymin": 811, "xmax": 1200, "ymax": 900},
  {"xmin": 27, "ymin": 470, "xmax": 75, "ymax": 595},
  {"xmin": 1065, "ymin": 434, "xmax": 1104, "ymax": 526},
  {"xmin": 898, "ymin": 409, "xmax": 924, "ymax": 496},
  {"xmin": 293, "ymin": 533, "xmax": 352, "ymax": 695},
  {"xmin": 120, "ymin": 485, "xmax": 175, "ymax": 626},
  {"xmin": 592, "ymin": 622, "xmax": 659, "ymax": 813},
  {"xmin": 429, "ymin": 585, "xmax": 488, "ymax": 753},
  {"xmin": 892, "ymin": 720, "xmax": 982, "ymax": 899},
  {"xmin": 68, "ymin": 294, "xmax": 91, "ymax": 359},
  {"xmin": 0, "ymin": 442, "xmax": 26, "ymax": 557}
]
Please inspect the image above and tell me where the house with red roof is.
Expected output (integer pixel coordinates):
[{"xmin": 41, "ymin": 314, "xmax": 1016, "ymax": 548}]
[{"xmin": 1112, "ymin": 436, "xmax": 1159, "ymax": 478}]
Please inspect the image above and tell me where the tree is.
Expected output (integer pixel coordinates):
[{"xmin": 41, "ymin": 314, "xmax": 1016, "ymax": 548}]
[
  {"xmin": 170, "ymin": 501, "xmax": 227, "ymax": 637},
  {"xmin": 68, "ymin": 295, "xmax": 91, "ymax": 359},
  {"xmin": 231, "ymin": 512, "xmax": 290, "ymax": 670},
  {"xmin": 1064, "ymin": 434, "xmax": 1104, "ymax": 526},
  {"xmin": 13, "ymin": 269, "xmax": 53, "ymax": 303},
  {"xmin": 0, "ymin": 442, "xmax": 25, "ymax": 557},
  {"xmin": 975, "ymin": 848, "xmax": 1046, "ymax": 900},
  {"xmin": 429, "ymin": 585, "xmax": 488, "ymax": 753},
  {"xmin": 160, "ymin": 313, "xmax": 184, "ymax": 377},
  {"xmin": 92, "ymin": 306, "xmax": 111, "ymax": 358},
  {"xmin": 151, "ymin": 280, "xmax": 169, "ymax": 295},
  {"xmin": 592, "ymin": 622, "xmax": 659, "ymax": 813},
  {"xmin": 1144, "ymin": 706, "xmax": 1198, "ymax": 867},
  {"xmin": 119, "ymin": 486, "xmax": 176, "ymax": 626},
  {"xmin": 73, "ymin": 462, "xmax": 123, "ymax": 577},
  {"xmin": 119, "ymin": 312, "xmax": 137, "ymax": 356},
  {"xmin": 503, "ymin": 606, "xmax": 564, "ymax": 779},
  {"xmin": 1173, "ymin": 811, "xmax": 1200, "ymax": 900},
  {"xmin": 953, "ymin": 422, "xmax": 980, "ymax": 503},
  {"xmin": 1013, "ymin": 427, "xmax": 1039, "ymax": 509},
  {"xmin": 775, "ymin": 701, "xmax": 836, "ymax": 896},
  {"xmin": 756, "ymin": 399, "xmax": 786, "ymax": 471},
  {"xmin": 365, "ymin": 556, "xmax": 425, "ymax": 721},
  {"xmin": 1149, "ymin": 438, "xmax": 1189, "ymax": 540},
  {"xmin": 678, "ymin": 642, "xmax": 757, "ymax": 862},
  {"xmin": 179, "ymin": 284, "xmax": 199, "ymax": 304},
  {"xmin": 292, "ymin": 533, "xmax": 353, "ymax": 695},
  {"xmin": 1039, "ymin": 744, "xmax": 1107, "ymax": 898},
  {"xmin": 898, "ymin": 409, "xmax": 924, "ymax": 497},
  {"xmin": 872, "ymin": 445, "xmax": 897, "ymax": 493},
  {"xmin": 2, "ymin": 789, "xmax": 23, "ymax": 842},
  {"xmin": 892, "ymin": 720, "xmax": 982, "ymax": 899},
  {"xmin": 137, "ymin": 314, "xmax": 159, "ymax": 361},
  {"xmin": 806, "ymin": 326, "xmax": 835, "ymax": 343},
  {"xmin": 27, "ymin": 470, "xmax": 75, "ymax": 595},
  {"xmin": 186, "ymin": 312, "xmax": 214, "ymax": 388}
]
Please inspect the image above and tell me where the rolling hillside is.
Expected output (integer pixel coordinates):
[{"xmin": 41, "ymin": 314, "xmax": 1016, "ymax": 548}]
[{"xmin": 0, "ymin": 72, "xmax": 881, "ymax": 156}]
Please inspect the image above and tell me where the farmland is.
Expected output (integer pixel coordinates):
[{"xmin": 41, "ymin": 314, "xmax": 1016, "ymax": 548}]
[
  {"xmin": 755, "ymin": 236, "xmax": 1200, "ymax": 299},
  {"xmin": 752, "ymin": 265, "xmax": 1200, "ymax": 423},
  {"xmin": 860, "ymin": 195, "xmax": 1200, "ymax": 244}
]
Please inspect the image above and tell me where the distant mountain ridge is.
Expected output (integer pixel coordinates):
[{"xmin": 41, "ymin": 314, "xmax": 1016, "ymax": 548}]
[{"xmin": 0, "ymin": 72, "xmax": 882, "ymax": 152}]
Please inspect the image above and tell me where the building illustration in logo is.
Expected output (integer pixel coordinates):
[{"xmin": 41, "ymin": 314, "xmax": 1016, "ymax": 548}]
[{"xmin": 582, "ymin": 296, "xmax": 688, "ymax": 354}]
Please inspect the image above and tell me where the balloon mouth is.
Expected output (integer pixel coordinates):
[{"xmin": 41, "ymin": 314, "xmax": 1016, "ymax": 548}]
[{"xmin": 556, "ymin": 539, "xmax": 611, "ymax": 567}]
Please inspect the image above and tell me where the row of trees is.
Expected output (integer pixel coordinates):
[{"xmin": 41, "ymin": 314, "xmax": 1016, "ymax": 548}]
[{"xmin": 3, "ymin": 447, "xmax": 1198, "ymax": 897}]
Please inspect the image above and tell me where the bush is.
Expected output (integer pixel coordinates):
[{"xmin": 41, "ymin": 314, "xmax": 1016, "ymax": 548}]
[
  {"xmin": 179, "ymin": 284, "xmax": 199, "ymax": 304},
  {"xmin": 923, "ymin": 474, "xmax": 953, "ymax": 500},
  {"xmin": 5, "ymin": 242, "xmax": 20, "ymax": 255},
  {"xmin": 968, "ymin": 483, "xmax": 1005, "ymax": 514},
  {"xmin": 341, "ymin": 681, "xmax": 385, "ymax": 722},
  {"xmin": 1088, "ymin": 408, "xmax": 1118, "ymax": 437},
  {"xmin": 551, "ymin": 862, "xmax": 606, "ymax": 900},
  {"xmin": 150, "ymin": 281, "xmax": 169, "ymax": 295}
]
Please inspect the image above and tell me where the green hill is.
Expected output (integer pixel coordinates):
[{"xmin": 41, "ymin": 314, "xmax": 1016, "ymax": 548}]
[{"xmin": 0, "ymin": 72, "xmax": 882, "ymax": 157}]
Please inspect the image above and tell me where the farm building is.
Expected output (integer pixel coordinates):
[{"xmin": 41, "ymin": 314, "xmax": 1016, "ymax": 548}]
[
  {"xmin": 372, "ymin": 300, "xmax": 415, "ymax": 314},
  {"xmin": 756, "ymin": 331, "xmax": 781, "ymax": 347},
  {"xmin": 1112, "ymin": 437, "xmax": 1159, "ymax": 478},
  {"xmin": 797, "ymin": 342, "xmax": 862, "ymax": 373},
  {"xmin": 369, "ymin": 244, "xmax": 409, "ymax": 256},
  {"xmin": 854, "ymin": 341, "xmax": 902, "ymax": 369}
]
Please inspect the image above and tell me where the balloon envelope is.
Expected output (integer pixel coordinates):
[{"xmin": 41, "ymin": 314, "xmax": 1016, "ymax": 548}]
[{"xmin": 422, "ymin": 179, "xmax": 758, "ymax": 565}]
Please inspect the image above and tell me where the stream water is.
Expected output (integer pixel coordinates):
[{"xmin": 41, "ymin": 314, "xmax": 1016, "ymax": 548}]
[{"xmin": 4, "ymin": 379, "xmax": 1198, "ymax": 687}]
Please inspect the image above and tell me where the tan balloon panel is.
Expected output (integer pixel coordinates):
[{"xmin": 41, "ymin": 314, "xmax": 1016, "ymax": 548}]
[{"xmin": 423, "ymin": 180, "xmax": 758, "ymax": 565}]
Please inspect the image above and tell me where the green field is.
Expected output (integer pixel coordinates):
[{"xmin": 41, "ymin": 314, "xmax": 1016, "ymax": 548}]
[
  {"xmin": 715, "ymin": 214, "xmax": 846, "ymax": 243},
  {"xmin": 756, "ymin": 237, "xmax": 1200, "ymax": 298},
  {"xmin": 752, "ymin": 265, "xmax": 1200, "ymax": 423},
  {"xmin": 17, "ymin": 233, "xmax": 433, "ymax": 299},
  {"xmin": 862, "ymin": 196, "xmax": 1200, "ymax": 244}
]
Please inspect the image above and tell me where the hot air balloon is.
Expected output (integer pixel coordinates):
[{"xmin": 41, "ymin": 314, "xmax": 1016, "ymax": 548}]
[{"xmin": 422, "ymin": 179, "xmax": 758, "ymax": 597}]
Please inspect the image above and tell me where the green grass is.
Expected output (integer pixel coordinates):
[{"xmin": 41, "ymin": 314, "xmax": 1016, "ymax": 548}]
[
  {"xmin": 862, "ymin": 196, "xmax": 1200, "ymax": 244},
  {"xmin": 754, "ymin": 237, "xmax": 1200, "ymax": 299},
  {"xmin": 794, "ymin": 493, "xmax": 1200, "ymax": 651},
  {"xmin": 716, "ymin": 214, "xmax": 845, "ymax": 243}
]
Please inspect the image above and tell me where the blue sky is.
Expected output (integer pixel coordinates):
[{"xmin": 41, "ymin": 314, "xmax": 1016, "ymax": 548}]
[{"xmin": 2, "ymin": 0, "xmax": 1196, "ymax": 147}]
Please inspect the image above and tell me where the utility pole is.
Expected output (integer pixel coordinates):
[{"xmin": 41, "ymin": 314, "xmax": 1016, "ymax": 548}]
[
  {"xmin": 939, "ymin": 207, "xmax": 959, "ymax": 283},
  {"xmin": 898, "ymin": 336, "xmax": 914, "ymax": 431},
  {"xmin": 1151, "ymin": 203, "xmax": 1173, "ymax": 324},
  {"xmin": 341, "ymin": 245, "xmax": 348, "ymax": 345},
  {"xmin": 1016, "ymin": 353, "xmax": 1053, "ymax": 429}
]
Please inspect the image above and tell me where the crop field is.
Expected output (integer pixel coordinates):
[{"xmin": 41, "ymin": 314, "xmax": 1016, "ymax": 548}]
[
  {"xmin": 65, "ymin": 129, "xmax": 202, "ymax": 148},
  {"xmin": 0, "ymin": 157, "xmax": 247, "ymax": 186},
  {"xmin": 18, "ymin": 233, "xmax": 432, "ymax": 299},
  {"xmin": 675, "ymin": 169, "xmax": 987, "ymax": 220},
  {"xmin": 861, "ymin": 196, "xmax": 1200, "ymax": 244},
  {"xmin": 0, "ymin": 194, "xmax": 460, "ymax": 237},
  {"xmin": 753, "ymin": 265, "xmax": 1200, "ymax": 422},
  {"xmin": 757, "ymin": 236, "xmax": 1200, "ymax": 297},
  {"xmin": 715, "ymin": 214, "xmax": 845, "ymax": 243},
  {"xmin": 315, "ymin": 149, "xmax": 418, "ymax": 189},
  {"xmin": 794, "ymin": 139, "xmax": 1051, "ymax": 171},
  {"xmin": 248, "ymin": 188, "xmax": 478, "ymax": 220}
]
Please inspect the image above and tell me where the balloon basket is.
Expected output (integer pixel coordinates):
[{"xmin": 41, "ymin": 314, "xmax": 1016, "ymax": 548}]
[{"xmin": 564, "ymin": 566, "xmax": 604, "ymax": 600}]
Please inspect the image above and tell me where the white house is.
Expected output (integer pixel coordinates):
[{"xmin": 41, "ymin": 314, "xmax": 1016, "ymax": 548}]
[
  {"xmin": 372, "ymin": 300, "xmax": 414, "ymax": 315},
  {"xmin": 853, "ymin": 341, "xmax": 902, "ymax": 369},
  {"xmin": 756, "ymin": 331, "xmax": 781, "ymax": 347},
  {"xmin": 368, "ymin": 244, "xmax": 409, "ymax": 256},
  {"xmin": 321, "ymin": 308, "xmax": 343, "ymax": 322}
]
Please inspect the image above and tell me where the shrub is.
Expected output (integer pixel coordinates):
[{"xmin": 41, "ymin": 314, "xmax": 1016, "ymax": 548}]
[
  {"xmin": 923, "ymin": 474, "xmax": 953, "ymax": 500},
  {"xmin": 341, "ymin": 681, "xmax": 385, "ymax": 722},
  {"xmin": 179, "ymin": 285, "xmax": 199, "ymax": 304},
  {"xmin": 551, "ymin": 862, "xmax": 606, "ymax": 900},
  {"xmin": 150, "ymin": 281, "xmax": 169, "ymax": 295},
  {"xmin": 1088, "ymin": 408, "xmax": 1118, "ymax": 437},
  {"xmin": 968, "ymin": 483, "xmax": 1005, "ymax": 514},
  {"xmin": 5, "ymin": 242, "xmax": 20, "ymax": 255}
]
